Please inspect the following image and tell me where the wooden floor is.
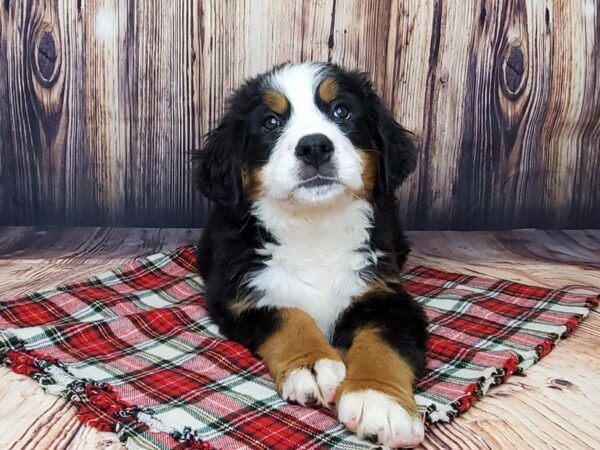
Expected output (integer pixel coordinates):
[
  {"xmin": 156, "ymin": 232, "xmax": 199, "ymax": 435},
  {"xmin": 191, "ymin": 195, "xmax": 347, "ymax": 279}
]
[{"xmin": 0, "ymin": 227, "xmax": 598, "ymax": 450}]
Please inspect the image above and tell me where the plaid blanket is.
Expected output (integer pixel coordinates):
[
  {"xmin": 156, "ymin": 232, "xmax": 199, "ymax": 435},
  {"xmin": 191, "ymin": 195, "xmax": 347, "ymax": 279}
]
[{"xmin": 0, "ymin": 246, "xmax": 597, "ymax": 450}]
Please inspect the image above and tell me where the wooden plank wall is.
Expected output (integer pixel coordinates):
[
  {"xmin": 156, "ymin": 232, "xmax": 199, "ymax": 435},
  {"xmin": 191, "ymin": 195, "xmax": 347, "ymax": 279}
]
[{"xmin": 0, "ymin": 0, "xmax": 598, "ymax": 229}]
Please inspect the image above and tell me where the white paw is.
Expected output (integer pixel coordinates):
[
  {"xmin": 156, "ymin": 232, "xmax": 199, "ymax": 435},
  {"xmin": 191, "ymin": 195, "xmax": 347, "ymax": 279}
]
[
  {"xmin": 337, "ymin": 390, "xmax": 424, "ymax": 448},
  {"xmin": 281, "ymin": 358, "xmax": 346, "ymax": 407}
]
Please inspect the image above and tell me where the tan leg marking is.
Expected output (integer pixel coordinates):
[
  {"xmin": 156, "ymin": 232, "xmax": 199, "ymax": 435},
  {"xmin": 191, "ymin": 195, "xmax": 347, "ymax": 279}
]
[
  {"xmin": 257, "ymin": 308, "xmax": 341, "ymax": 389},
  {"xmin": 337, "ymin": 327, "xmax": 418, "ymax": 416}
]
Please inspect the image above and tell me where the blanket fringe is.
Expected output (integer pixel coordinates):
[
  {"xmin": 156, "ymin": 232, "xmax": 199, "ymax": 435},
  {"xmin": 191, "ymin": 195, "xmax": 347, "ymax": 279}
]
[{"xmin": 0, "ymin": 347, "xmax": 211, "ymax": 450}]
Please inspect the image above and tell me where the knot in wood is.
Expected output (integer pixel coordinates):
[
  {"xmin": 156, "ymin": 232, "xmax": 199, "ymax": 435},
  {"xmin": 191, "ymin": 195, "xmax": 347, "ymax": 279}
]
[
  {"xmin": 501, "ymin": 45, "xmax": 526, "ymax": 99},
  {"xmin": 34, "ymin": 28, "xmax": 59, "ymax": 86}
]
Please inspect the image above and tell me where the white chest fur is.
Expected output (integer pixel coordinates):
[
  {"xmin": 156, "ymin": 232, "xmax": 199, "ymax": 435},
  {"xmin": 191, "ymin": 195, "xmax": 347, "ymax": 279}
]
[{"xmin": 247, "ymin": 197, "xmax": 380, "ymax": 338}]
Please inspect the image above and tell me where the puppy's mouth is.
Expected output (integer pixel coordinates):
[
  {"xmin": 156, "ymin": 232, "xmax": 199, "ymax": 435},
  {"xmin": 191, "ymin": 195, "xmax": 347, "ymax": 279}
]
[{"xmin": 296, "ymin": 175, "xmax": 338, "ymax": 189}]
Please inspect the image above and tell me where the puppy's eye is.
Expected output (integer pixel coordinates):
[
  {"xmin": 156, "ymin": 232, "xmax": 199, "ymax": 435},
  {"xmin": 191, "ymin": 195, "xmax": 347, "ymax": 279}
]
[
  {"xmin": 263, "ymin": 115, "xmax": 282, "ymax": 131},
  {"xmin": 332, "ymin": 104, "xmax": 351, "ymax": 120}
]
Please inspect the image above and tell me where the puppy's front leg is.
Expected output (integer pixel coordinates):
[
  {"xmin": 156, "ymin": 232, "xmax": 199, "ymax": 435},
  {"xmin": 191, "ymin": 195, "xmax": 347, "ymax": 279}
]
[
  {"xmin": 258, "ymin": 307, "xmax": 345, "ymax": 407},
  {"xmin": 333, "ymin": 286, "xmax": 428, "ymax": 448}
]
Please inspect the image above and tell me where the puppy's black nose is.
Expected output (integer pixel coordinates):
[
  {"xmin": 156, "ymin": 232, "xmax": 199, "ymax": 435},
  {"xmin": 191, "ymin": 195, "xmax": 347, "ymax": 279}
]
[{"xmin": 295, "ymin": 134, "xmax": 334, "ymax": 168}]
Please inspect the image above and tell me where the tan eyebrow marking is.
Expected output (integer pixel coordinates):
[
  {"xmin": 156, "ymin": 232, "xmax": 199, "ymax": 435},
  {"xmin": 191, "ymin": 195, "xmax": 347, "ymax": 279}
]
[
  {"xmin": 318, "ymin": 77, "xmax": 338, "ymax": 103},
  {"xmin": 264, "ymin": 90, "xmax": 289, "ymax": 114}
]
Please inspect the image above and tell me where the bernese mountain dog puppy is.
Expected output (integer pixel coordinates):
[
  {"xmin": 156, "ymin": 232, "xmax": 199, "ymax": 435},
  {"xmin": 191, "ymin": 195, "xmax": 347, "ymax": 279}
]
[{"xmin": 196, "ymin": 62, "xmax": 428, "ymax": 448}]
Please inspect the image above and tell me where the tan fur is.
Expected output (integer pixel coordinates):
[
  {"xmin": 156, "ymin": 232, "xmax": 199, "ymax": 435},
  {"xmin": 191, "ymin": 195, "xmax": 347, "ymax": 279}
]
[
  {"xmin": 241, "ymin": 166, "xmax": 263, "ymax": 200},
  {"xmin": 357, "ymin": 150, "xmax": 378, "ymax": 197},
  {"xmin": 318, "ymin": 77, "xmax": 338, "ymax": 103},
  {"xmin": 264, "ymin": 90, "xmax": 289, "ymax": 114},
  {"xmin": 257, "ymin": 308, "xmax": 342, "ymax": 388},
  {"xmin": 337, "ymin": 327, "xmax": 418, "ymax": 416},
  {"xmin": 362, "ymin": 275, "xmax": 401, "ymax": 297},
  {"xmin": 227, "ymin": 294, "xmax": 256, "ymax": 316}
]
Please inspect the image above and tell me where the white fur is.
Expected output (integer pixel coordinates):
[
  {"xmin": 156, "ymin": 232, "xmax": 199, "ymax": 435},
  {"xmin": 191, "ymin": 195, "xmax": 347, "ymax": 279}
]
[
  {"xmin": 281, "ymin": 358, "xmax": 346, "ymax": 406},
  {"xmin": 246, "ymin": 63, "xmax": 381, "ymax": 336},
  {"xmin": 247, "ymin": 196, "xmax": 381, "ymax": 337},
  {"xmin": 261, "ymin": 63, "xmax": 364, "ymax": 204},
  {"xmin": 338, "ymin": 390, "xmax": 425, "ymax": 448}
]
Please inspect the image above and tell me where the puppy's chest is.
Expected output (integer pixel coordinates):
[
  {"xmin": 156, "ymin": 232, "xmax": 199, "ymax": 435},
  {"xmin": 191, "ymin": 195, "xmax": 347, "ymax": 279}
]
[{"xmin": 248, "ymin": 225, "xmax": 377, "ymax": 337}]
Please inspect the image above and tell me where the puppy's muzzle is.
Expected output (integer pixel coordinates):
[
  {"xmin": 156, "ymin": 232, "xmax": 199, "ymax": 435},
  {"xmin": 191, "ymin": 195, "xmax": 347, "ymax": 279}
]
[{"xmin": 295, "ymin": 134, "xmax": 334, "ymax": 169}]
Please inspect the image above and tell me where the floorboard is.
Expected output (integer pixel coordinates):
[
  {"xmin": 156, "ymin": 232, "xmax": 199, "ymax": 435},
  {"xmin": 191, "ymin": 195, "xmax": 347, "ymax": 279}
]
[{"xmin": 0, "ymin": 227, "xmax": 598, "ymax": 450}]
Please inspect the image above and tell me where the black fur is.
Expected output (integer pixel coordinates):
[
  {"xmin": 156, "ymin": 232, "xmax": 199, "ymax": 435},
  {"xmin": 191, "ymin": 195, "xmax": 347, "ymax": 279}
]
[
  {"xmin": 196, "ymin": 119, "xmax": 243, "ymax": 206},
  {"xmin": 196, "ymin": 62, "xmax": 427, "ymax": 378},
  {"xmin": 372, "ymin": 100, "xmax": 418, "ymax": 196},
  {"xmin": 196, "ymin": 73, "xmax": 291, "ymax": 208},
  {"xmin": 196, "ymin": 206, "xmax": 282, "ymax": 352},
  {"xmin": 332, "ymin": 285, "xmax": 429, "ymax": 377}
]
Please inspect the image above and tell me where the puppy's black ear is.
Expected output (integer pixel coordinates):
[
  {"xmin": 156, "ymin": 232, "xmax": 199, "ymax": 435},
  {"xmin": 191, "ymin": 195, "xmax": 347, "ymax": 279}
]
[
  {"xmin": 372, "ymin": 100, "xmax": 417, "ymax": 196},
  {"xmin": 195, "ymin": 118, "xmax": 243, "ymax": 206}
]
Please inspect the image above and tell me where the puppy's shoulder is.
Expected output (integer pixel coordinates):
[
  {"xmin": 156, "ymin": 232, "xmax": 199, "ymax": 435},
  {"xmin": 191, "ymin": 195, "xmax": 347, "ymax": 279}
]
[{"xmin": 197, "ymin": 205, "xmax": 265, "ymax": 280}]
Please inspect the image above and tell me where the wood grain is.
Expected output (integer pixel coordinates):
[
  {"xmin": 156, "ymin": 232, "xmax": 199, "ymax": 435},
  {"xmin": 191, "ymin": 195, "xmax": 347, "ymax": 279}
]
[
  {"xmin": 0, "ymin": 0, "xmax": 84, "ymax": 225},
  {"xmin": 0, "ymin": 1, "xmax": 599, "ymax": 229},
  {"xmin": 0, "ymin": 226, "xmax": 598, "ymax": 449}
]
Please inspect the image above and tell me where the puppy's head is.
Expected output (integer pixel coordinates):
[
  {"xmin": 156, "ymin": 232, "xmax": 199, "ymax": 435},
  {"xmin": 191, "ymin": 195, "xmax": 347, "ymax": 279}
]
[{"xmin": 196, "ymin": 62, "xmax": 416, "ymax": 209}]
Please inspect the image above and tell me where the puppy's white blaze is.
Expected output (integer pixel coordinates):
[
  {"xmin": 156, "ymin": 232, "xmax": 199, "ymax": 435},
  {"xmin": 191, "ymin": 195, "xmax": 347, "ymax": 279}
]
[
  {"xmin": 268, "ymin": 62, "xmax": 326, "ymax": 116},
  {"xmin": 248, "ymin": 198, "xmax": 376, "ymax": 337},
  {"xmin": 262, "ymin": 63, "xmax": 364, "ymax": 203}
]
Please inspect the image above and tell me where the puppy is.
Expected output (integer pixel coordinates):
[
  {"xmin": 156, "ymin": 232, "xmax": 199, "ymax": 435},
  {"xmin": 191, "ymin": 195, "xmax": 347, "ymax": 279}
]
[{"xmin": 196, "ymin": 62, "xmax": 428, "ymax": 448}]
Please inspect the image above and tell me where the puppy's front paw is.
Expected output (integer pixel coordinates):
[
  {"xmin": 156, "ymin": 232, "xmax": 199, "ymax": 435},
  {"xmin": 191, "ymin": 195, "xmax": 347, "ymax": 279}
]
[
  {"xmin": 282, "ymin": 358, "xmax": 346, "ymax": 407},
  {"xmin": 337, "ymin": 390, "xmax": 424, "ymax": 448}
]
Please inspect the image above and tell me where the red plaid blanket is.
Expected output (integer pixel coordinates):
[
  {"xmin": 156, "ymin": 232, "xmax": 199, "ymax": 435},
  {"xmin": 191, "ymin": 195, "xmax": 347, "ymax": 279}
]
[{"xmin": 0, "ymin": 246, "xmax": 597, "ymax": 449}]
